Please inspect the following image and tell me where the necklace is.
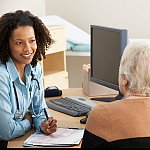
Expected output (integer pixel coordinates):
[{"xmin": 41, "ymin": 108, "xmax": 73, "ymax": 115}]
[
  {"xmin": 124, "ymin": 94, "xmax": 149, "ymax": 99},
  {"xmin": 129, "ymin": 94, "xmax": 147, "ymax": 97}
]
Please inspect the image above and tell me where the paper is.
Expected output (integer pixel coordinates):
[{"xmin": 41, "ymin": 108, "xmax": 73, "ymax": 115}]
[{"xmin": 23, "ymin": 128, "xmax": 84, "ymax": 147}]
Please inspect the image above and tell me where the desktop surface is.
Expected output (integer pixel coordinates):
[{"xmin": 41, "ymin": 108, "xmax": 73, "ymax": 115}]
[{"xmin": 7, "ymin": 88, "xmax": 113, "ymax": 148}]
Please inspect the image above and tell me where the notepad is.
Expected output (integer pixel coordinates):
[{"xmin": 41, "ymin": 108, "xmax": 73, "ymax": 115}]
[{"xmin": 23, "ymin": 128, "xmax": 84, "ymax": 147}]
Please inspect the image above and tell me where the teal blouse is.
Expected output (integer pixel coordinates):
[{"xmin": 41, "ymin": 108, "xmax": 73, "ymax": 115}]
[{"xmin": 0, "ymin": 58, "xmax": 50, "ymax": 141}]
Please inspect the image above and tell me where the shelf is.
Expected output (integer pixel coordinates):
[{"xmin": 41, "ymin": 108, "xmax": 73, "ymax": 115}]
[
  {"xmin": 43, "ymin": 71, "xmax": 68, "ymax": 89},
  {"xmin": 46, "ymin": 25, "xmax": 67, "ymax": 54},
  {"xmin": 40, "ymin": 25, "xmax": 68, "ymax": 89},
  {"xmin": 43, "ymin": 51, "xmax": 66, "ymax": 76}
]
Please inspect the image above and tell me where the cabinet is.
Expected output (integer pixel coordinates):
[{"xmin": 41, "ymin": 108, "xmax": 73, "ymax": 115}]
[{"xmin": 40, "ymin": 25, "xmax": 68, "ymax": 89}]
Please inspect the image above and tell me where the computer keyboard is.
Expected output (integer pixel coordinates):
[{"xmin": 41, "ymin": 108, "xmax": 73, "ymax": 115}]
[{"xmin": 46, "ymin": 96, "xmax": 96, "ymax": 117}]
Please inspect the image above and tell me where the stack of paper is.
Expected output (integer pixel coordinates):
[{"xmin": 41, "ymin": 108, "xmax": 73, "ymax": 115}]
[{"xmin": 23, "ymin": 128, "xmax": 84, "ymax": 147}]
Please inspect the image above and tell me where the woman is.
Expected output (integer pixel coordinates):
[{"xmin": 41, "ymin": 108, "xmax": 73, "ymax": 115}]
[
  {"xmin": 0, "ymin": 10, "xmax": 57, "ymax": 144},
  {"xmin": 81, "ymin": 42, "xmax": 150, "ymax": 148}
]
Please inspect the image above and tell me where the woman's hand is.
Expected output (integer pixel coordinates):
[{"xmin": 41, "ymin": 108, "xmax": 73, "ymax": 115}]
[
  {"xmin": 40, "ymin": 117, "xmax": 57, "ymax": 135},
  {"xmin": 24, "ymin": 111, "xmax": 33, "ymax": 126}
]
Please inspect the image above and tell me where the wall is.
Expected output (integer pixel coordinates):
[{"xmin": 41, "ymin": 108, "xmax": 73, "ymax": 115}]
[
  {"xmin": 0, "ymin": 0, "xmax": 46, "ymax": 16},
  {"xmin": 46, "ymin": 0, "xmax": 150, "ymax": 39},
  {"xmin": 1, "ymin": 0, "xmax": 149, "ymax": 38}
]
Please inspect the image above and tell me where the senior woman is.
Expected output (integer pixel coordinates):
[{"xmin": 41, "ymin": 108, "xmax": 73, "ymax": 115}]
[{"xmin": 81, "ymin": 42, "xmax": 150, "ymax": 148}]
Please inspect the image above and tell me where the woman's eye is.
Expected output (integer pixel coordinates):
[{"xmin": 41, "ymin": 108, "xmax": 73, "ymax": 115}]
[
  {"xmin": 29, "ymin": 40, "xmax": 36, "ymax": 43},
  {"xmin": 16, "ymin": 42, "xmax": 22, "ymax": 45}
]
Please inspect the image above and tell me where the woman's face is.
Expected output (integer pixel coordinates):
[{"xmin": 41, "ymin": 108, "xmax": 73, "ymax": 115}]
[{"xmin": 9, "ymin": 26, "xmax": 37, "ymax": 68}]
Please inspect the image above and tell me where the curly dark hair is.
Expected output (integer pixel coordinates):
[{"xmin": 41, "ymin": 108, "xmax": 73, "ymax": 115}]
[{"xmin": 0, "ymin": 10, "xmax": 53, "ymax": 67}]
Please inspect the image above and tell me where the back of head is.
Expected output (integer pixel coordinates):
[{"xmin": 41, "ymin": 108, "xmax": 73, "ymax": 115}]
[{"xmin": 119, "ymin": 42, "xmax": 150, "ymax": 95}]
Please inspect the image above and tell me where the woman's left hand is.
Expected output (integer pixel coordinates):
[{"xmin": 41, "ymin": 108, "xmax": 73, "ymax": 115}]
[
  {"xmin": 24, "ymin": 111, "xmax": 33, "ymax": 126},
  {"xmin": 40, "ymin": 117, "xmax": 57, "ymax": 134}
]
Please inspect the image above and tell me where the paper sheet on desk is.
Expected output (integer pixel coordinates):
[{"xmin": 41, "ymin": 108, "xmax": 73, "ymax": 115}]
[{"xmin": 23, "ymin": 128, "xmax": 84, "ymax": 147}]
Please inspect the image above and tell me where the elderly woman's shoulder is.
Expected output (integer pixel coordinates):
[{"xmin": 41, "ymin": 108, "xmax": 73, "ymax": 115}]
[{"xmin": 91, "ymin": 100, "xmax": 124, "ymax": 114}]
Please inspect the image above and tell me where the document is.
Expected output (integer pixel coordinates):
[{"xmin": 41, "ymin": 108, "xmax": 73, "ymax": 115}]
[{"xmin": 23, "ymin": 128, "xmax": 84, "ymax": 147}]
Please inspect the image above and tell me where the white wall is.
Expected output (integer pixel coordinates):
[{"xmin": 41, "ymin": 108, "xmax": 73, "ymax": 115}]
[
  {"xmin": 1, "ymin": 0, "xmax": 150, "ymax": 38},
  {"xmin": 46, "ymin": 0, "xmax": 150, "ymax": 39},
  {"xmin": 0, "ymin": 0, "xmax": 46, "ymax": 16}
]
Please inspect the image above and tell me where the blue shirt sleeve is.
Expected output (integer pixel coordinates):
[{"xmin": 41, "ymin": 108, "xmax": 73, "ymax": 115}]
[
  {"xmin": 28, "ymin": 63, "xmax": 51, "ymax": 133},
  {"xmin": 0, "ymin": 67, "xmax": 31, "ymax": 141},
  {"xmin": 0, "ymin": 61, "xmax": 51, "ymax": 140}
]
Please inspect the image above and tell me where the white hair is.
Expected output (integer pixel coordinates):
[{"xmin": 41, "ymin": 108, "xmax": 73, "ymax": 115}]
[{"xmin": 119, "ymin": 41, "xmax": 150, "ymax": 95}]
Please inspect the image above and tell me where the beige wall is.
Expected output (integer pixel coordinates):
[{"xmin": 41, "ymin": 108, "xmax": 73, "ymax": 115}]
[
  {"xmin": 0, "ymin": 0, "xmax": 46, "ymax": 16},
  {"xmin": 46, "ymin": 0, "xmax": 150, "ymax": 39},
  {"xmin": 1, "ymin": 0, "xmax": 150, "ymax": 38}
]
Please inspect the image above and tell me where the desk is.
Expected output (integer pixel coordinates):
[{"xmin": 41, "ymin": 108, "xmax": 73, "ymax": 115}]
[{"xmin": 7, "ymin": 88, "xmax": 109, "ymax": 148}]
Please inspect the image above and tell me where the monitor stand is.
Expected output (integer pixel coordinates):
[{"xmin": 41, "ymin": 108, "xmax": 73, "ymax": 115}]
[
  {"xmin": 90, "ymin": 91, "xmax": 124, "ymax": 102},
  {"xmin": 82, "ymin": 79, "xmax": 118, "ymax": 96}
]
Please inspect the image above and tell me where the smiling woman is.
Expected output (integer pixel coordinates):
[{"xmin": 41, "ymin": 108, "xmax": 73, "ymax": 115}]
[
  {"xmin": 9, "ymin": 26, "xmax": 37, "ymax": 82},
  {"xmin": 0, "ymin": 10, "xmax": 57, "ymax": 143}
]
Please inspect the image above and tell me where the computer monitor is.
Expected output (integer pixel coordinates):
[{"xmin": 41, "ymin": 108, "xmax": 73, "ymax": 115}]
[{"xmin": 90, "ymin": 25, "xmax": 128, "ymax": 102}]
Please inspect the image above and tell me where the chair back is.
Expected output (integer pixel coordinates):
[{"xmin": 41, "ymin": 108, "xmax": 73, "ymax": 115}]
[
  {"xmin": 0, "ymin": 141, "xmax": 8, "ymax": 148},
  {"xmin": 109, "ymin": 137, "xmax": 150, "ymax": 148}
]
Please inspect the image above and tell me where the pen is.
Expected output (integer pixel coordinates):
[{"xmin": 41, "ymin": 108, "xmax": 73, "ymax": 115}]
[
  {"xmin": 44, "ymin": 108, "xmax": 49, "ymax": 120},
  {"xmin": 59, "ymin": 127, "xmax": 83, "ymax": 130},
  {"xmin": 68, "ymin": 127, "xmax": 83, "ymax": 130}
]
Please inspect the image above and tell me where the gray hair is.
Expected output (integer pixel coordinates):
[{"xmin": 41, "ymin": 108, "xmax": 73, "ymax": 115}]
[{"xmin": 119, "ymin": 42, "xmax": 150, "ymax": 95}]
